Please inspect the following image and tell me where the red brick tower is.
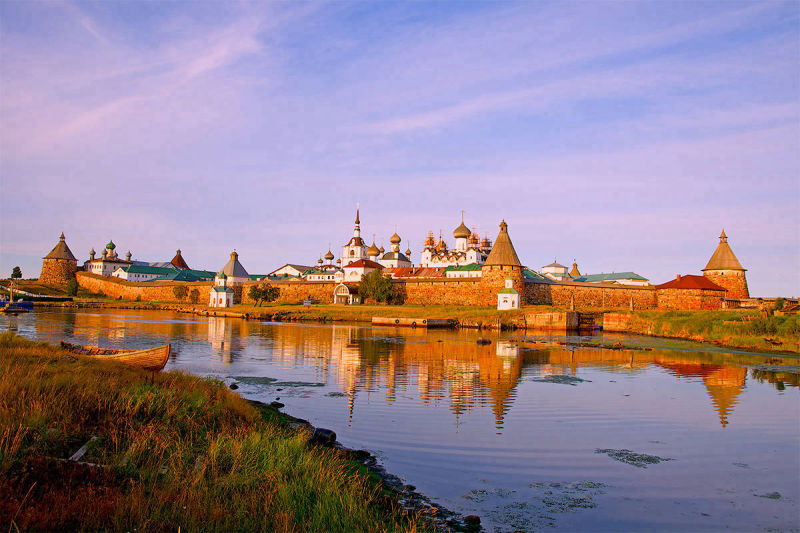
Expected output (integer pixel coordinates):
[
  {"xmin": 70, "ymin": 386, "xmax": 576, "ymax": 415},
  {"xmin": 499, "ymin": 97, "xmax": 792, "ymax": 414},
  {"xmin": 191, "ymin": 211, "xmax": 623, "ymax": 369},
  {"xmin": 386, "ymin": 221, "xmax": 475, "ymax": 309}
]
[
  {"xmin": 702, "ymin": 230, "xmax": 749, "ymax": 299},
  {"xmin": 480, "ymin": 220, "xmax": 525, "ymax": 305}
]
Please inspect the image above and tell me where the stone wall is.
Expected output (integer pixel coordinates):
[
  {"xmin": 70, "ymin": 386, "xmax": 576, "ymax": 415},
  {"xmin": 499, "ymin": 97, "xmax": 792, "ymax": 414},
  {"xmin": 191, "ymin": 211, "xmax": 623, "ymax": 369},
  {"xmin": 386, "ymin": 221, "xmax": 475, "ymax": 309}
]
[
  {"xmin": 241, "ymin": 280, "xmax": 337, "ymax": 305},
  {"xmin": 76, "ymin": 272, "xmax": 212, "ymax": 302},
  {"xmin": 703, "ymin": 270, "xmax": 749, "ymax": 299},
  {"xmin": 524, "ymin": 280, "xmax": 657, "ymax": 310},
  {"xmin": 39, "ymin": 258, "xmax": 77, "ymax": 286},
  {"xmin": 401, "ymin": 278, "xmax": 489, "ymax": 306},
  {"xmin": 655, "ymin": 287, "xmax": 724, "ymax": 310}
]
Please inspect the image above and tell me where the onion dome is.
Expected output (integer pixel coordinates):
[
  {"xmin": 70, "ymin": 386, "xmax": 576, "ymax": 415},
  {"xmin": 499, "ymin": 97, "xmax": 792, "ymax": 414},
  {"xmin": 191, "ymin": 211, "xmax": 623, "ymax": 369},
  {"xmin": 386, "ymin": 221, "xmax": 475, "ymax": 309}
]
[
  {"xmin": 367, "ymin": 242, "xmax": 380, "ymax": 257},
  {"xmin": 317, "ymin": 257, "xmax": 323, "ymax": 265},
  {"xmin": 453, "ymin": 221, "xmax": 471, "ymax": 239},
  {"xmin": 336, "ymin": 258, "xmax": 341, "ymax": 264},
  {"xmin": 106, "ymin": 239, "xmax": 116, "ymax": 250},
  {"xmin": 435, "ymin": 237, "xmax": 448, "ymax": 252},
  {"xmin": 379, "ymin": 245, "xmax": 385, "ymax": 254},
  {"xmin": 324, "ymin": 249, "xmax": 335, "ymax": 261},
  {"xmin": 405, "ymin": 247, "xmax": 412, "ymax": 256},
  {"xmin": 125, "ymin": 251, "xmax": 132, "ymax": 261},
  {"xmin": 390, "ymin": 232, "xmax": 401, "ymax": 245}
]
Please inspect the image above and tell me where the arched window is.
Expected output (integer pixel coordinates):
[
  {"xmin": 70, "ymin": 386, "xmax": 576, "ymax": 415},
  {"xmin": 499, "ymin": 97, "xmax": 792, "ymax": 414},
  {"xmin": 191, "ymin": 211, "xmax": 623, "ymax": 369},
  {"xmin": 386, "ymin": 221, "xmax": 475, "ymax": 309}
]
[{"xmin": 350, "ymin": 250, "xmax": 355, "ymax": 257}]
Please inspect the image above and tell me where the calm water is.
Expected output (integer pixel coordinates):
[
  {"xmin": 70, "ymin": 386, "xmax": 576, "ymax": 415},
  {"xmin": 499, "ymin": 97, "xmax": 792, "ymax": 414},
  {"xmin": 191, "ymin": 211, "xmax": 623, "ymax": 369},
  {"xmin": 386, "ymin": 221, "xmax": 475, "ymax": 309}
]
[{"xmin": 3, "ymin": 309, "xmax": 799, "ymax": 532}]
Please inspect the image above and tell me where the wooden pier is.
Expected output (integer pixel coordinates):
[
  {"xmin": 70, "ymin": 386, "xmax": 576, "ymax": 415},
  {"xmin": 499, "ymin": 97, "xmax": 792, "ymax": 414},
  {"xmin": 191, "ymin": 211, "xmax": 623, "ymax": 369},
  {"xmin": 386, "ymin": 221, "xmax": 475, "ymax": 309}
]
[{"xmin": 371, "ymin": 317, "xmax": 454, "ymax": 328}]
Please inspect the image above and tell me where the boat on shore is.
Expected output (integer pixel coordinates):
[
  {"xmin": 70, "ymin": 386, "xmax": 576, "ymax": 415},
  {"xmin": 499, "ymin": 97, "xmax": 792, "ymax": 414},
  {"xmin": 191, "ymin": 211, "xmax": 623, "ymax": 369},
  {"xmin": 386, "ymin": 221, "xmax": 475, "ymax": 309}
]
[
  {"xmin": 59, "ymin": 341, "xmax": 170, "ymax": 371},
  {"xmin": 0, "ymin": 302, "xmax": 31, "ymax": 314}
]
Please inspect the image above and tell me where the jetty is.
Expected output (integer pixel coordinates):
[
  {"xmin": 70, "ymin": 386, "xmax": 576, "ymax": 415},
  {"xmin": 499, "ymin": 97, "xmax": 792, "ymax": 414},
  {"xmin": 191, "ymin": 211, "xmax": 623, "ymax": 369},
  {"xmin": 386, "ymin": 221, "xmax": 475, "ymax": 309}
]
[{"xmin": 372, "ymin": 317, "xmax": 454, "ymax": 328}]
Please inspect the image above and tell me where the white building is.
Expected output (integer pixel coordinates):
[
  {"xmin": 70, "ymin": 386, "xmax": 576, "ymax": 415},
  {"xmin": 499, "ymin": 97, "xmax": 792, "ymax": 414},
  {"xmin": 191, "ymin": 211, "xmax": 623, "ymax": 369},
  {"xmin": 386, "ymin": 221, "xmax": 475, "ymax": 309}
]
[
  {"xmin": 497, "ymin": 278, "xmax": 520, "ymax": 310},
  {"xmin": 378, "ymin": 232, "xmax": 412, "ymax": 268},
  {"xmin": 342, "ymin": 208, "xmax": 368, "ymax": 266},
  {"xmin": 209, "ymin": 272, "xmax": 234, "ymax": 307},
  {"xmin": 85, "ymin": 240, "xmax": 131, "ymax": 276},
  {"xmin": 342, "ymin": 259, "xmax": 383, "ymax": 282},
  {"xmin": 269, "ymin": 264, "xmax": 313, "ymax": 278},
  {"xmin": 419, "ymin": 216, "xmax": 491, "ymax": 268},
  {"xmin": 333, "ymin": 283, "xmax": 361, "ymax": 304},
  {"xmin": 445, "ymin": 263, "xmax": 482, "ymax": 278},
  {"xmin": 541, "ymin": 260, "xmax": 570, "ymax": 281},
  {"xmin": 112, "ymin": 264, "xmax": 177, "ymax": 282},
  {"xmin": 572, "ymin": 272, "xmax": 650, "ymax": 286}
]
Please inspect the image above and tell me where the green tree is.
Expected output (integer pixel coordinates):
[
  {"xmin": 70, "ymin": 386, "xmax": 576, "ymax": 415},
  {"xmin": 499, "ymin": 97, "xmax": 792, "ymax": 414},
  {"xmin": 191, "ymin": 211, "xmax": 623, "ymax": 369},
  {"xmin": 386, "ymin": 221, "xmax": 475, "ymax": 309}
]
[
  {"xmin": 360, "ymin": 270, "xmax": 393, "ymax": 303},
  {"xmin": 172, "ymin": 285, "xmax": 189, "ymax": 301},
  {"xmin": 189, "ymin": 289, "xmax": 200, "ymax": 304},
  {"xmin": 65, "ymin": 279, "xmax": 78, "ymax": 297},
  {"xmin": 249, "ymin": 283, "xmax": 280, "ymax": 306},
  {"xmin": 11, "ymin": 266, "xmax": 21, "ymax": 279}
]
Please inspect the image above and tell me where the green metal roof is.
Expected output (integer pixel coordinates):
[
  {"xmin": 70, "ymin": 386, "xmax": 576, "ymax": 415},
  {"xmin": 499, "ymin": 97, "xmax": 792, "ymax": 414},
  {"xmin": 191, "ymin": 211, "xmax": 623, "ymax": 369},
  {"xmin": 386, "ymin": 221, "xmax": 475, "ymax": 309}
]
[
  {"xmin": 444, "ymin": 262, "xmax": 482, "ymax": 271},
  {"xmin": 212, "ymin": 286, "xmax": 234, "ymax": 293},
  {"xmin": 498, "ymin": 287, "xmax": 519, "ymax": 294},
  {"xmin": 523, "ymin": 268, "xmax": 546, "ymax": 280},
  {"xmin": 123, "ymin": 264, "xmax": 177, "ymax": 275},
  {"xmin": 573, "ymin": 272, "xmax": 648, "ymax": 282}
]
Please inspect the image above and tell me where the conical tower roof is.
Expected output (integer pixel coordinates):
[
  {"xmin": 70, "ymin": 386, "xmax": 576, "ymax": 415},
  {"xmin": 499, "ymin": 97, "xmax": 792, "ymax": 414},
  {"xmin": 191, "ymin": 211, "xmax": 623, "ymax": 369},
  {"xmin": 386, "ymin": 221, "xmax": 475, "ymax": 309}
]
[
  {"xmin": 171, "ymin": 249, "xmax": 190, "ymax": 269},
  {"xmin": 484, "ymin": 220, "xmax": 521, "ymax": 267},
  {"xmin": 703, "ymin": 230, "xmax": 745, "ymax": 271},
  {"xmin": 44, "ymin": 232, "xmax": 76, "ymax": 261},
  {"xmin": 569, "ymin": 261, "xmax": 580, "ymax": 277},
  {"xmin": 221, "ymin": 251, "xmax": 249, "ymax": 278}
]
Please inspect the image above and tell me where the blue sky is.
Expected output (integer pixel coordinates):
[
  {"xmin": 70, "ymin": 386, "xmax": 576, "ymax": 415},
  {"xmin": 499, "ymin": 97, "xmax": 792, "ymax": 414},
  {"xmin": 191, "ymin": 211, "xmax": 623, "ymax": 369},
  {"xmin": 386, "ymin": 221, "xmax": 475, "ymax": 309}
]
[{"xmin": 1, "ymin": 1, "xmax": 797, "ymax": 296}]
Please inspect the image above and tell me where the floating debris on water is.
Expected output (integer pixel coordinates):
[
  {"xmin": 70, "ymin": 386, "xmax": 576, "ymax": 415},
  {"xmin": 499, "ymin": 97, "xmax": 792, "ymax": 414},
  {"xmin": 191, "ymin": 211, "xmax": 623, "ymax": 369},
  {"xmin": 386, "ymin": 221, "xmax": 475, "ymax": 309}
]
[
  {"xmin": 595, "ymin": 449, "xmax": 673, "ymax": 468},
  {"xmin": 754, "ymin": 492, "xmax": 782, "ymax": 500},
  {"xmin": 532, "ymin": 375, "xmax": 592, "ymax": 386},
  {"xmin": 232, "ymin": 376, "xmax": 325, "ymax": 387},
  {"xmin": 325, "ymin": 391, "xmax": 348, "ymax": 397}
]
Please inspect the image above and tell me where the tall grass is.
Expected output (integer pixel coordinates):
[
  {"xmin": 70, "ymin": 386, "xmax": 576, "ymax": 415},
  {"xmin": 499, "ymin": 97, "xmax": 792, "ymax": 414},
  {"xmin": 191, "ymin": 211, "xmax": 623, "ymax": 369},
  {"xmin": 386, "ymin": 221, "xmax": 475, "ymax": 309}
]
[
  {"xmin": 630, "ymin": 311, "xmax": 800, "ymax": 353},
  {"xmin": 0, "ymin": 332, "xmax": 425, "ymax": 532}
]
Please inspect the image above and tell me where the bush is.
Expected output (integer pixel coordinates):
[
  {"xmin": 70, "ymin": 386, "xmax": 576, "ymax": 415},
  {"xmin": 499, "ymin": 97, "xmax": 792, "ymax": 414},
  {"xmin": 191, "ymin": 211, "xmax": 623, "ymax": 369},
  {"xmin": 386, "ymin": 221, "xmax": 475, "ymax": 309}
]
[
  {"xmin": 360, "ymin": 270, "xmax": 393, "ymax": 303},
  {"xmin": 65, "ymin": 279, "xmax": 78, "ymax": 296},
  {"xmin": 172, "ymin": 286, "xmax": 189, "ymax": 301},
  {"xmin": 249, "ymin": 283, "xmax": 280, "ymax": 306},
  {"xmin": 775, "ymin": 298, "xmax": 785, "ymax": 311}
]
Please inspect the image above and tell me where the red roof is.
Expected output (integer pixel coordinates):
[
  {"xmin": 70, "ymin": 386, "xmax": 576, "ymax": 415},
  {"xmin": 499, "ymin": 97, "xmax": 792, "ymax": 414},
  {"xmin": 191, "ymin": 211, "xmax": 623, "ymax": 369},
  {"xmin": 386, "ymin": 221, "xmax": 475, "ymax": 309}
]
[
  {"xmin": 344, "ymin": 259, "xmax": 383, "ymax": 269},
  {"xmin": 655, "ymin": 274, "xmax": 726, "ymax": 291}
]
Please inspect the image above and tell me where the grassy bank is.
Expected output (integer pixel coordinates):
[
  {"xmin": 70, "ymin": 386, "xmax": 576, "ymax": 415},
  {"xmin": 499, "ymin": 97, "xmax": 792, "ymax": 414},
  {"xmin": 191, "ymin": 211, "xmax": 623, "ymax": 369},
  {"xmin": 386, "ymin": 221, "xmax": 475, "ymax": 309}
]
[
  {"xmin": 0, "ymin": 333, "xmax": 427, "ymax": 532},
  {"xmin": 624, "ymin": 310, "xmax": 800, "ymax": 354}
]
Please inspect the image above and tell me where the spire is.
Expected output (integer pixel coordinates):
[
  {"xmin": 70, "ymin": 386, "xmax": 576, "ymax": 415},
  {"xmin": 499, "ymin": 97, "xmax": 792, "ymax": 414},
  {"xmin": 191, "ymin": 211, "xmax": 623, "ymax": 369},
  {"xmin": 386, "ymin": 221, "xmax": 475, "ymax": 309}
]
[
  {"xmin": 59, "ymin": 232, "xmax": 65, "ymax": 241},
  {"xmin": 355, "ymin": 203, "xmax": 360, "ymax": 225},
  {"xmin": 703, "ymin": 230, "xmax": 745, "ymax": 271},
  {"xmin": 484, "ymin": 220, "xmax": 522, "ymax": 267}
]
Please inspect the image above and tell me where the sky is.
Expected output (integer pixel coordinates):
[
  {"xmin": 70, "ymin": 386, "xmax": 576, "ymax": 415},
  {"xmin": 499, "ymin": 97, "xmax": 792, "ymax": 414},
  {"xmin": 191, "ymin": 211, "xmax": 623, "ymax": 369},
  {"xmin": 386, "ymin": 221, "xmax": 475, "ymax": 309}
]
[{"xmin": 0, "ymin": 1, "xmax": 798, "ymax": 296}]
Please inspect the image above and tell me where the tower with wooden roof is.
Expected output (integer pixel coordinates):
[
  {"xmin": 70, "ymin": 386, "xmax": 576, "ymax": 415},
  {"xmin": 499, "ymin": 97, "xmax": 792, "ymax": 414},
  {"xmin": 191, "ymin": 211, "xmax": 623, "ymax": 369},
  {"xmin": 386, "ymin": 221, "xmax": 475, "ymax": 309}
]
[
  {"xmin": 702, "ymin": 230, "xmax": 749, "ymax": 299},
  {"xmin": 481, "ymin": 220, "xmax": 525, "ymax": 305},
  {"xmin": 342, "ymin": 206, "xmax": 367, "ymax": 266},
  {"xmin": 39, "ymin": 232, "xmax": 78, "ymax": 285}
]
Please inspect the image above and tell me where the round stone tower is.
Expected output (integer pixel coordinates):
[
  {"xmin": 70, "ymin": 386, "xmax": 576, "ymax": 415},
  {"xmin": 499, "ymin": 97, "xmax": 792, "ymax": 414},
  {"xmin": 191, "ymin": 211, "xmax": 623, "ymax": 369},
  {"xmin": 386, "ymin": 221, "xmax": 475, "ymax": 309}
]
[
  {"xmin": 702, "ymin": 230, "xmax": 749, "ymax": 299},
  {"xmin": 39, "ymin": 232, "xmax": 78, "ymax": 285},
  {"xmin": 480, "ymin": 220, "xmax": 525, "ymax": 305}
]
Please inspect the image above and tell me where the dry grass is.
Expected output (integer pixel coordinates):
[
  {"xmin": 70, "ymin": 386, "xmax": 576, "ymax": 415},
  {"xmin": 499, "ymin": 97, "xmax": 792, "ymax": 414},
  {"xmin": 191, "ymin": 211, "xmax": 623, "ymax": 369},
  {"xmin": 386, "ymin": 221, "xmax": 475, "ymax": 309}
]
[{"xmin": 0, "ymin": 332, "xmax": 426, "ymax": 532}]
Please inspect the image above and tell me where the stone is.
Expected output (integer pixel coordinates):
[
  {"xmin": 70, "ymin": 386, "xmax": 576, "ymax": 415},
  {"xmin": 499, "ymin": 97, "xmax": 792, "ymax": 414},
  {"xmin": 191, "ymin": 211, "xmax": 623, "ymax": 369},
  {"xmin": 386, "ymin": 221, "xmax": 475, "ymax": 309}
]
[
  {"xmin": 229, "ymin": 383, "xmax": 239, "ymax": 390},
  {"xmin": 270, "ymin": 401, "xmax": 285, "ymax": 409},
  {"xmin": 310, "ymin": 428, "xmax": 337, "ymax": 446},
  {"xmin": 464, "ymin": 515, "xmax": 481, "ymax": 526}
]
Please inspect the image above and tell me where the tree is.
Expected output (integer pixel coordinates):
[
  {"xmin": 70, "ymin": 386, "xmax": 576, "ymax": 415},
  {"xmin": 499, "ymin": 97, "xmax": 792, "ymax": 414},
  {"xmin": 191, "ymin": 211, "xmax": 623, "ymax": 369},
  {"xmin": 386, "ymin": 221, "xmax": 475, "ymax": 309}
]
[
  {"xmin": 65, "ymin": 279, "xmax": 78, "ymax": 297},
  {"xmin": 11, "ymin": 266, "xmax": 21, "ymax": 279},
  {"xmin": 189, "ymin": 289, "xmax": 200, "ymax": 304},
  {"xmin": 360, "ymin": 270, "xmax": 393, "ymax": 303},
  {"xmin": 249, "ymin": 283, "xmax": 280, "ymax": 306},
  {"xmin": 172, "ymin": 285, "xmax": 189, "ymax": 301}
]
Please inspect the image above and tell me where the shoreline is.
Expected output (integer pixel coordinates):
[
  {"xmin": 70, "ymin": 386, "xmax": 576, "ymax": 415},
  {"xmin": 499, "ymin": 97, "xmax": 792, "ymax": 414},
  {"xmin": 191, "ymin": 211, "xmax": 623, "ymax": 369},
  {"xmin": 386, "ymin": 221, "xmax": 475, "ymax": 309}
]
[
  {"xmin": 0, "ymin": 333, "xmax": 459, "ymax": 532},
  {"xmin": 29, "ymin": 299, "xmax": 800, "ymax": 355}
]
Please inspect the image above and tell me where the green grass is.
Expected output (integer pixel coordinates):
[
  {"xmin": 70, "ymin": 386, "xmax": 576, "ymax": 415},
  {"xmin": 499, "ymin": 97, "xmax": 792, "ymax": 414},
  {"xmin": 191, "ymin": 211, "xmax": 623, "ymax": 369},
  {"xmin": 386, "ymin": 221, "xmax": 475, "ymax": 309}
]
[
  {"xmin": 627, "ymin": 310, "xmax": 800, "ymax": 353},
  {"xmin": 0, "ymin": 332, "xmax": 427, "ymax": 532}
]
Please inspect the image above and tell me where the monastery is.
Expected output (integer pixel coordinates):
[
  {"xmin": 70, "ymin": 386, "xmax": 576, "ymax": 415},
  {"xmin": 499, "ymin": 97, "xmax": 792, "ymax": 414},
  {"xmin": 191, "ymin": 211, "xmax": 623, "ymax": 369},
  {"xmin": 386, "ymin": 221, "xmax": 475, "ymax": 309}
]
[{"xmin": 41, "ymin": 210, "xmax": 756, "ymax": 311}]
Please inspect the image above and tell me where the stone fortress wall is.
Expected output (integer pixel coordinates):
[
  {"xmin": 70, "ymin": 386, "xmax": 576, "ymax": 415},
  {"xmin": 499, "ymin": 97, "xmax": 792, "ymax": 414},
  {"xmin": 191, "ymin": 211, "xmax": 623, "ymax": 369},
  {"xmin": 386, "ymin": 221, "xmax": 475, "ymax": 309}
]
[{"xmin": 39, "ymin": 258, "xmax": 77, "ymax": 286}]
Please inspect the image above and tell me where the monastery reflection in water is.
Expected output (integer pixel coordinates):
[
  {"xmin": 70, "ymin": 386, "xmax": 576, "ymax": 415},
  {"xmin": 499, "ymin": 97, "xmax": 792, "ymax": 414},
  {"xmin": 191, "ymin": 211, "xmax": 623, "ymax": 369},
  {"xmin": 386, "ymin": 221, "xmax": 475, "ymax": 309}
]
[{"xmin": 26, "ymin": 311, "xmax": 800, "ymax": 430}]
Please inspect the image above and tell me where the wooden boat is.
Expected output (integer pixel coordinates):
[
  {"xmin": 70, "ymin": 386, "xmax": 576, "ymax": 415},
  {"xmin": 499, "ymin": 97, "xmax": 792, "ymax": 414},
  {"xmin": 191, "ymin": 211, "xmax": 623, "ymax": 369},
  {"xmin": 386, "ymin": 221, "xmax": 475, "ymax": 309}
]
[
  {"xmin": 60, "ymin": 341, "xmax": 170, "ymax": 371},
  {"xmin": 1, "ymin": 303, "xmax": 30, "ymax": 314}
]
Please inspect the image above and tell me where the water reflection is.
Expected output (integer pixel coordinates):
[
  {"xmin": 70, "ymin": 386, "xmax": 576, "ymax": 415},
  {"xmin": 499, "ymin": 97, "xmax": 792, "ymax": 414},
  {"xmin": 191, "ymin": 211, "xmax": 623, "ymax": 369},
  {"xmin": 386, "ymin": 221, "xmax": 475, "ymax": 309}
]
[{"xmin": 8, "ymin": 309, "xmax": 798, "ymax": 434}]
